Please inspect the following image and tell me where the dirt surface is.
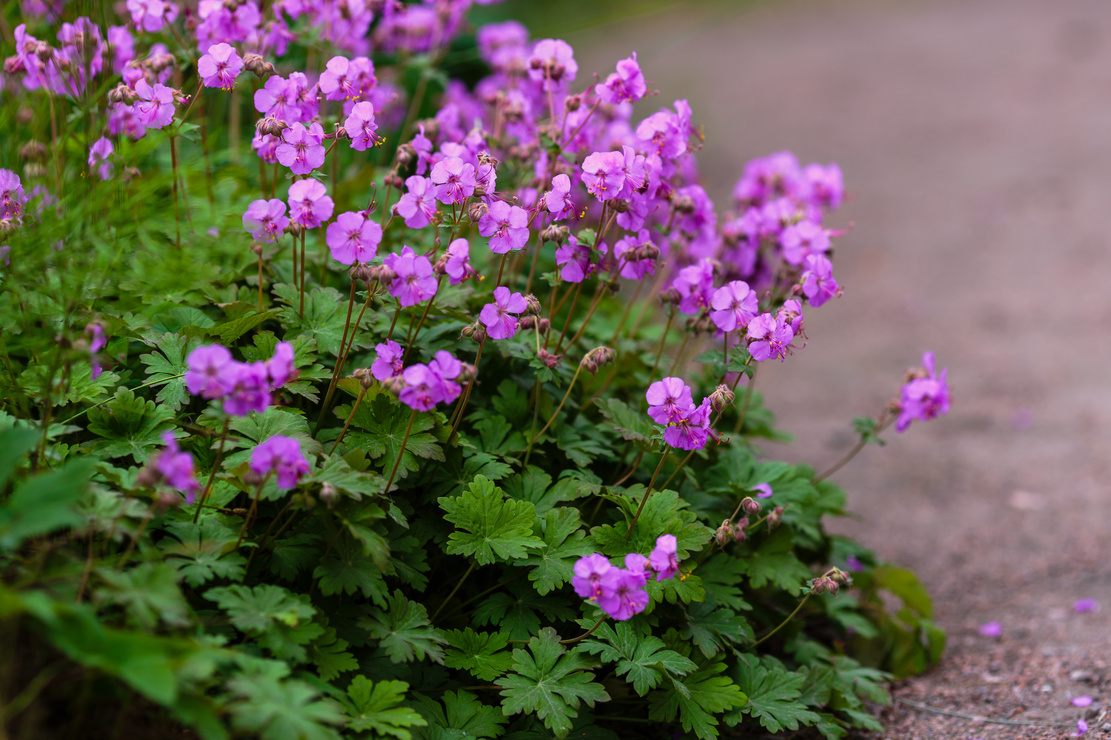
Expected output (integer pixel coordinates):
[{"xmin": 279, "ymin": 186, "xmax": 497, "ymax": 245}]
[{"xmin": 568, "ymin": 0, "xmax": 1111, "ymax": 737}]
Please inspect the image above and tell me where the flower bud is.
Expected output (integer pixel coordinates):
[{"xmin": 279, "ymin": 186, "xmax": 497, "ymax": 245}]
[
  {"xmin": 715, "ymin": 519, "xmax": 734, "ymax": 546},
  {"xmin": 4, "ymin": 56, "xmax": 24, "ymax": 76},
  {"xmin": 22, "ymin": 163, "xmax": 45, "ymax": 180},
  {"xmin": 286, "ymin": 222, "xmax": 304, "ymax": 237},
  {"xmin": 709, "ymin": 384, "xmax": 735, "ymax": 412},
  {"xmin": 459, "ymin": 324, "xmax": 475, "ymax": 339},
  {"xmin": 609, "ymin": 198, "xmax": 630, "ymax": 213},
  {"xmin": 384, "ymin": 171, "xmax": 404, "ymax": 190},
  {"xmin": 538, "ymin": 318, "xmax": 551, "ymax": 334},
  {"xmin": 470, "ymin": 324, "xmax": 488, "ymax": 343},
  {"xmin": 538, "ymin": 349, "xmax": 562, "ymax": 368},
  {"xmin": 135, "ymin": 465, "xmax": 162, "ymax": 488},
  {"xmin": 767, "ymin": 506, "xmax": 783, "ymax": 528},
  {"xmin": 659, "ymin": 286, "xmax": 681, "ymax": 306},
  {"xmin": 523, "ymin": 294, "xmax": 543, "ymax": 316},
  {"xmin": 109, "ymin": 83, "xmax": 140, "ymax": 105},
  {"xmin": 19, "ymin": 141, "xmax": 45, "ymax": 161},
  {"xmin": 256, "ymin": 116, "xmax": 288, "ymax": 136},
  {"xmin": 0, "ymin": 218, "xmax": 17, "ymax": 238},
  {"xmin": 381, "ymin": 374, "xmax": 406, "ymax": 397},
  {"xmin": 741, "ymin": 496, "xmax": 760, "ymax": 516},
  {"xmin": 320, "ymin": 482, "xmax": 337, "ymax": 505},
  {"xmin": 564, "ymin": 93, "xmax": 583, "ymax": 112},
  {"xmin": 458, "ymin": 363, "xmax": 477, "ymax": 383},
  {"xmin": 811, "ymin": 576, "xmax": 833, "ymax": 594},
  {"xmin": 468, "ymin": 201, "xmax": 489, "ymax": 223},
  {"xmin": 829, "ymin": 568, "xmax": 851, "ymax": 585},
  {"xmin": 375, "ymin": 264, "xmax": 398, "ymax": 283},
  {"xmin": 353, "ymin": 367, "xmax": 374, "ymax": 389},
  {"xmin": 349, "ymin": 262, "xmax": 374, "ymax": 285},
  {"xmin": 250, "ymin": 242, "xmax": 264, "ymax": 256},
  {"xmin": 519, "ymin": 315, "xmax": 537, "ymax": 331},
  {"xmin": 590, "ymin": 346, "xmax": 616, "ymax": 372},
  {"xmin": 395, "ymin": 142, "xmax": 415, "ymax": 166},
  {"xmin": 672, "ymin": 193, "xmax": 696, "ymax": 214},
  {"xmin": 635, "ymin": 243, "xmax": 660, "ymax": 261},
  {"xmin": 541, "ymin": 223, "xmax": 569, "ymax": 243}
]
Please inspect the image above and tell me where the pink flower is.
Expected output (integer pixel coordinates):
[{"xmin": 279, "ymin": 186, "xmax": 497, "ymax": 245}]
[
  {"xmin": 133, "ymin": 79, "xmax": 175, "ymax": 130},
  {"xmin": 554, "ymin": 234, "xmax": 606, "ymax": 284},
  {"xmin": 479, "ymin": 286, "xmax": 527, "ymax": 340},
  {"xmin": 127, "ymin": 0, "xmax": 177, "ymax": 32},
  {"xmin": 318, "ymin": 55, "xmax": 359, "ymax": 101},
  {"xmin": 663, "ymin": 399, "xmax": 714, "ymax": 451},
  {"xmin": 596, "ymin": 52, "xmax": 646, "ymax": 104},
  {"xmin": 572, "ymin": 554, "xmax": 613, "ymax": 600},
  {"xmin": 978, "ymin": 621, "xmax": 1002, "ymax": 638},
  {"xmin": 276, "ymin": 122, "xmax": 326, "ymax": 175},
  {"xmin": 753, "ymin": 483, "xmax": 773, "ymax": 498},
  {"xmin": 443, "ymin": 238, "xmax": 476, "ymax": 285},
  {"xmin": 0, "ymin": 170, "xmax": 27, "ymax": 221},
  {"xmin": 781, "ymin": 219, "xmax": 830, "ymax": 266},
  {"xmin": 478, "ymin": 200, "xmax": 529, "ymax": 254},
  {"xmin": 430, "ymin": 156, "xmax": 476, "ymax": 205},
  {"xmin": 1073, "ymin": 598, "xmax": 1100, "ymax": 614},
  {"xmin": 1076, "ymin": 719, "xmax": 1089, "ymax": 737},
  {"xmin": 222, "ymin": 362, "xmax": 272, "ymax": 416},
  {"xmin": 804, "ymin": 162, "xmax": 844, "ymax": 210},
  {"xmin": 710, "ymin": 280, "xmax": 759, "ymax": 333},
  {"xmin": 1072, "ymin": 696, "xmax": 1093, "ymax": 708},
  {"xmin": 612, "ymin": 230, "xmax": 657, "ymax": 280},
  {"xmin": 250, "ymin": 435, "xmax": 309, "ymax": 490},
  {"xmin": 344, "ymin": 101, "xmax": 379, "ymax": 151},
  {"xmin": 671, "ymin": 258, "xmax": 716, "ymax": 315},
  {"xmin": 253, "ymin": 75, "xmax": 300, "ymax": 121},
  {"xmin": 746, "ymin": 313, "xmax": 795, "ymax": 362},
  {"xmin": 393, "ymin": 176, "xmax": 437, "ymax": 229},
  {"xmin": 185, "ymin": 344, "xmax": 236, "ymax": 399},
  {"xmin": 801, "ymin": 254, "xmax": 840, "ymax": 308},
  {"xmin": 648, "ymin": 534, "xmax": 680, "ymax": 580},
  {"xmin": 646, "ymin": 377, "xmax": 694, "ymax": 425},
  {"xmin": 87, "ymin": 137, "xmax": 114, "ymax": 181},
  {"xmin": 152, "ymin": 432, "xmax": 200, "ymax": 502},
  {"xmin": 242, "ymin": 198, "xmax": 289, "ymax": 243},
  {"xmin": 544, "ymin": 174, "xmax": 575, "ymax": 221},
  {"xmin": 581, "ymin": 150, "xmax": 624, "ymax": 202},
  {"xmin": 895, "ymin": 352, "xmax": 950, "ymax": 433},
  {"xmin": 371, "ymin": 340, "xmax": 404, "ymax": 382},
  {"xmin": 527, "ymin": 39, "xmax": 578, "ymax": 90},
  {"xmin": 326, "ymin": 210, "xmax": 382, "ymax": 264},
  {"xmin": 597, "ymin": 569, "xmax": 650, "ymax": 621},
  {"xmin": 287, "ymin": 179, "xmax": 334, "ymax": 229},
  {"xmin": 197, "ymin": 43, "xmax": 243, "ymax": 90},
  {"xmin": 384, "ymin": 246, "xmax": 437, "ymax": 307}
]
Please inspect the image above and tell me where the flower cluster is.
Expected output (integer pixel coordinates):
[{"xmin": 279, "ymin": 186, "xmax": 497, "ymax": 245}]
[
  {"xmin": 249, "ymin": 435, "xmax": 309, "ymax": 490},
  {"xmin": 895, "ymin": 352, "xmax": 951, "ymax": 432},
  {"xmin": 571, "ymin": 535, "xmax": 680, "ymax": 621},
  {"xmin": 371, "ymin": 344, "xmax": 465, "ymax": 413},
  {"xmin": 646, "ymin": 377, "xmax": 721, "ymax": 451},
  {"xmin": 184, "ymin": 342, "xmax": 297, "ymax": 416},
  {"xmin": 141, "ymin": 432, "xmax": 201, "ymax": 502}
]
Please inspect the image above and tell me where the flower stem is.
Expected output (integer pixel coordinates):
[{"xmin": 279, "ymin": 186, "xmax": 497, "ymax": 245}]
[
  {"xmin": 114, "ymin": 511, "xmax": 152, "ymax": 571},
  {"xmin": 299, "ymin": 230, "xmax": 307, "ymax": 319},
  {"xmin": 751, "ymin": 593, "xmax": 812, "ymax": 648},
  {"xmin": 384, "ymin": 408, "xmax": 418, "ymax": 494},
  {"xmin": 731, "ymin": 364, "xmax": 758, "ymax": 435},
  {"xmin": 625, "ymin": 450, "xmax": 669, "ymax": 540},
  {"xmin": 667, "ymin": 329, "xmax": 691, "ymax": 377},
  {"xmin": 430, "ymin": 560, "xmax": 475, "ymax": 621},
  {"xmin": 812, "ymin": 411, "xmax": 893, "ymax": 484},
  {"xmin": 560, "ymin": 615, "xmax": 606, "ymax": 645},
  {"xmin": 647, "ymin": 311, "xmax": 675, "ymax": 385},
  {"xmin": 316, "ymin": 279, "xmax": 359, "ymax": 433},
  {"xmin": 449, "ymin": 338, "xmax": 485, "ymax": 437},
  {"xmin": 193, "ymin": 418, "xmax": 230, "ymax": 523},
  {"xmin": 554, "ymin": 281, "xmax": 584, "ymax": 351},
  {"xmin": 524, "ymin": 360, "xmax": 585, "ymax": 466},
  {"xmin": 234, "ymin": 472, "xmax": 273, "ymax": 551},
  {"xmin": 403, "ymin": 280, "xmax": 442, "ymax": 361},
  {"xmin": 329, "ymin": 386, "xmax": 367, "ymax": 454}
]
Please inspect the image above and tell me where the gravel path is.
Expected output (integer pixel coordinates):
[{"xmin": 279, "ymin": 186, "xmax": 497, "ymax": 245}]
[{"xmin": 569, "ymin": 1, "xmax": 1111, "ymax": 736}]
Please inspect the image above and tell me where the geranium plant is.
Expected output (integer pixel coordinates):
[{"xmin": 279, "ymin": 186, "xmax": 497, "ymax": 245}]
[{"xmin": 0, "ymin": 2, "xmax": 950, "ymax": 738}]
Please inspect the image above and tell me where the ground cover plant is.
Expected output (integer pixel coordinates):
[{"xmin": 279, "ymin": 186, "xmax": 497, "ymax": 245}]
[{"xmin": 0, "ymin": 2, "xmax": 952, "ymax": 737}]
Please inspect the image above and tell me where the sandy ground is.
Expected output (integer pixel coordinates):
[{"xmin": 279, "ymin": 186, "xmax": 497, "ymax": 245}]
[{"xmin": 568, "ymin": 0, "xmax": 1111, "ymax": 736}]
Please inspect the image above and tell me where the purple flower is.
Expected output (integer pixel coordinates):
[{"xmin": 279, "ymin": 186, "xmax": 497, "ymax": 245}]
[
  {"xmin": 1073, "ymin": 598, "xmax": 1100, "ymax": 614},
  {"xmin": 596, "ymin": 52, "xmax": 646, "ymax": 104},
  {"xmin": 648, "ymin": 534, "xmax": 680, "ymax": 581},
  {"xmin": 646, "ymin": 377, "xmax": 694, "ymax": 425},
  {"xmin": 249, "ymin": 435, "xmax": 309, "ymax": 490},
  {"xmin": 671, "ymin": 259, "xmax": 716, "ymax": 315},
  {"xmin": 371, "ymin": 340, "xmax": 404, "ymax": 382},
  {"xmin": 266, "ymin": 342, "xmax": 296, "ymax": 388},
  {"xmin": 623, "ymin": 553, "xmax": 651, "ymax": 587},
  {"xmin": 781, "ymin": 219, "xmax": 830, "ymax": 266},
  {"xmin": 479, "ymin": 286, "xmax": 527, "ymax": 340},
  {"xmin": 753, "ymin": 483, "xmax": 773, "ymax": 498},
  {"xmin": 0, "ymin": 170, "xmax": 27, "ymax": 221},
  {"xmin": 344, "ymin": 101, "xmax": 379, "ymax": 151},
  {"xmin": 133, "ymin": 79, "xmax": 175, "ymax": 130},
  {"xmin": 845, "ymin": 554, "xmax": 864, "ymax": 572},
  {"xmin": 242, "ymin": 199, "xmax": 289, "ymax": 243},
  {"xmin": 197, "ymin": 43, "xmax": 243, "ymax": 90},
  {"xmin": 663, "ymin": 399, "xmax": 714, "ymax": 451},
  {"xmin": 426, "ymin": 351, "xmax": 463, "ymax": 405},
  {"xmin": 252, "ymin": 132, "xmax": 280, "ymax": 163},
  {"xmin": 528, "ymin": 39, "xmax": 578, "ymax": 90},
  {"xmin": 612, "ymin": 230, "xmax": 657, "ymax": 280},
  {"xmin": 895, "ymin": 352, "xmax": 951, "ymax": 433},
  {"xmin": 801, "ymin": 254, "xmax": 840, "ymax": 308},
  {"xmin": 127, "ymin": 0, "xmax": 177, "ymax": 32},
  {"xmin": 978, "ymin": 621, "xmax": 1002, "ymax": 638},
  {"xmin": 478, "ymin": 200, "xmax": 530, "ymax": 254},
  {"xmin": 804, "ymin": 162, "xmax": 844, "ymax": 210},
  {"xmin": 554, "ymin": 234, "xmax": 607, "ymax": 284},
  {"xmin": 85, "ymin": 323, "xmax": 107, "ymax": 380},
  {"xmin": 326, "ymin": 210, "xmax": 382, "ymax": 264},
  {"xmin": 443, "ymin": 238, "xmax": 476, "ymax": 285},
  {"xmin": 88, "ymin": 137, "xmax": 114, "ymax": 181},
  {"xmin": 397, "ymin": 360, "xmax": 460, "ymax": 412},
  {"xmin": 185, "ymin": 344, "xmax": 236, "ymax": 399},
  {"xmin": 152, "ymin": 432, "xmax": 200, "ymax": 502},
  {"xmin": 287, "ymin": 179, "xmax": 334, "ymax": 229},
  {"xmin": 430, "ymin": 156, "xmax": 476, "ymax": 205},
  {"xmin": 384, "ymin": 246, "xmax": 437, "ymax": 307},
  {"xmin": 276, "ymin": 122, "xmax": 326, "ymax": 175},
  {"xmin": 597, "ymin": 569, "xmax": 650, "ymax": 621},
  {"xmin": 318, "ymin": 55, "xmax": 359, "ymax": 101},
  {"xmin": 393, "ymin": 175, "xmax": 437, "ymax": 229},
  {"xmin": 1076, "ymin": 720, "xmax": 1089, "ymax": 737},
  {"xmin": 572, "ymin": 553, "xmax": 613, "ymax": 600},
  {"xmin": 581, "ymin": 150, "xmax": 625, "ymax": 202},
  {"xmin": 544, "ymin": 174, "xmax": 575, "ymax": 221},
  {"xmin": 222, "ymin": 362, "xmax": 272, "ymax": 416},
  {"xmin": 710, "ymin": 280, "xmax": 759, "ymax": 333},
  {"xmin": 746, "ymin": 313, "xmax": 795, "ymax": 362},
  {"xmin": 1072, "ymin": 696, "xmax": 1094, "ymax": 708},
  {"xmin": 254, "ymin": 75, "xmax": 300, "ymax": 122}
]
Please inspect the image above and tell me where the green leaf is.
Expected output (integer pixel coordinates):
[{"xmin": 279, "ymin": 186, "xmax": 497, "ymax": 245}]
[
  {"xmin": 592, "ymin": 489, "xmax": 711, "ymax": 563},
  {"xmin": 0, "ymin": 427, "xmax": 38, "ymax": 487},
  {"xmin": 86, "ymin": 387, "xmax": 176, "ymax": 462},
  {"xmin": 184, "ymin": 309, "xmax": 280, "ymax": 345},
  {"xmin": 243, "ymin": 332, "xmax": 330, "ymax": 403},
  {"xmin": 698, "ymin": 556, "xmax": 752, "ymax": 613},
  {"xmin": 361, "ymin": 590, "xmax": 447, "ymax": 664},
  {"xmin": 225, "ymin": 406, "xmax": 322, "ymax": 468},
  {"xmin": 727, "ymin": 661, "xmax": 820, "ymax": 734},
  {"xmin": 347, "ymin": 677, "xmax": 427, "ymax": 739},
  {"xmin": 309, "ymin": 627, "xmax": 359, "ymax": 682},
  {"xmin": 681, "ymin": 602, "xmax": 754, "ymax": 658},
  {"xmin": 275, "ymin": 284, "xmax": 349, "ymax": 356},
  {"xmin": 648, "ymin": 659, "xmax": 747, "ymax": 740},
  {"xmin": 159, "ymin": 517, "xmax": 247, "ymax": 586},
  {"xmin": 440, "ymin": 475, "xmax": 543, "ymax": 566},
  {"xmin": 138, "ymin": 332, "xmax": 195, "ymax": 411},
  {"xmin": 313, "ymin": 454, "xmax": 385, "ymax": 500},
  {"xmin": 228, "ymin": 674, "xmax": 344, "ymax": 740},
  {"xmin": 491, "ymin": 379, "xmax": 529, "ymax": 424},
  {"xmin": 0, "ymin": 457, "xmax": 94, "ymax": 550},
  {"xmin": 496, "ymin": 627, "xmax": 610, "ymax": 738},
  {"xmin": 95, "ymin": 562, "xmax": 191, "ymax": 630},
  {"xmin": 473, "ymin": 583, "xmax": 576, "ymax": 641},
  {"xmin": 268, "ymin": 532, "xmax": 321, "ymax": 581},
  {"xmin": 513, "ymin": 508, "xmax": 594, "ymax": 595},
  {"xmin": 577, "ymin": 621, "xmax": 696, "ymax": 696},
  {"xmin": 205, "ymin": 584, "xmax": 324, "ymax": 662},
  {"xmin": 444, "ymin": 628, "xmax": 514, "ymax": 682},
  {"xmin": 595, "ymin": 398, "xmax": 655, "ymax": 445},
  {"xmin": 412, "ymin": 689, "xmax": 507, "ymax": 740},
  {"xmin": 337, "ymin": 394, "xmax": 443, "ymax": 479},
  {"xmin": 312, "ymin": 536, "xmax": 388, "ymax": 606}
]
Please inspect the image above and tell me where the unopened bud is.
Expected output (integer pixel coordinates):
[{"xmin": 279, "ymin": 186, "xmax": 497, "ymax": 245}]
[
  {"xmin": 0, "ymin": 218, "xmax": 17, "ymax": 238},
  {"xmin": 529, "ymin": 57, "xmax": 543, "ymax": 71},
  {"xmin": 350, "ymin": 262, "xmax": 374, "ymax": 285},
  {"xmin": 538, "ymin": 318, "xmax": 551, "ymax": 334},
  {"xmin": 715, "ymin": 520, "xmax": 734, "ymax": 546},
  {"xmin": 376, "ymin": 264, "xmax": 398, "ymax": 283},
  {"xmin": 352, "ymin": 367, "xmax": 375, "ymax": 389},
  {"xmin": 709, "ymin": 384, "xmax": 735, "ymax": 412},
  {"xmin": 381, "ymin": 374, "xmax": 406, "ymax": 396},
  {"xmin": 564, "ymin": 93, "xmax": 582, "ymax": 112},
  {"xmin": 523, "ymin": 294, "xmax": 542, "ymax": 316},
  {"xmin": 468, "ymin": 201, "xmax": 489, "ymax": 222},
  {"xmin": 733, "ymin": 516, "xmax": 749, "ymax": 541},
  {"xmin": 635, "ymin": 243, "xmax": 660, "ymax": 261},
  {"xmin": 519, "ymin": 315, "xmax": 537, "ymax": 330},
  {"xmin": 767, "ymin": 506, "xmax": 783, "ymax": 528},
  {"xmin": 250, "ymin": 242, "xmax": 264, "ymax": 256},
  {"xmin": 19, "ymin": 141, "xmax": 45, "ymax": 161},
  {"xmin": 741, "ymin": 497, "xmax": 760, "ymax": 516},
  {"xmin": 395, "ymin": 142, "xmax": 415, "ymax": 166},
  {"xmin": 22, "ymin": 163, "xmax": 45, "ymax": 180},
  {"xmin": 135, "ymin": 465, "xmax": 162, "ymax": 488},
  {"xmin": 609, "ymin": 198, "xmax": 629, "ymax": 213},
  {"xmin": 458, "ymin": 363, "xmax": 477, "ymax": 383},
  {"xmin": 538, "ymin": 349, "xmax": 562, "ymax": 368},
  {"xmin": 320, "ymin": 482, "xmax": 337, "ymax": 504},
  {"xmin": 470, "ymin": 324, "xmax": 488, "ymax": 343},
  {"xmin": 672, "ymin": 193, "xmax": 696, "ymax": 214},
  {"xmin": 591, "ymin": 346, "xmax": 616, "ymax": 371},
  {"xmin": 286, "ymin": 222, "xmax": 304, "ymax": 237},
  {"xmin": 4, "ymin": 56, "xmax": 24, "ymax": 76},
  {"xmin": 541, "ymin": 223, "xmax": 569, "ymax": 243},
  {"xmin": 830, "ymin": 568, "xmax": 851, "ymax": 585},
  {"xmin": 459, "ymin": 324, "xmax": 476, "ymax": 339},
  {"xmin": 109, "ymin": 83, "xmax": 140, "ymax": 105},
  {"xmin": 384, "ymin": 171, "xmax": 404, "ymax": 190},
  {"xmin": 256, "ymin": 116, "xmax": 288, "ymax": 136},
  {"xmin": 659, "ymin": 286, "xmax": 681, "ymax": 306}
]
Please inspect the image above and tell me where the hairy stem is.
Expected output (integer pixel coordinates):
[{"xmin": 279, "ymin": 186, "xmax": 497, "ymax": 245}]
[
  {"xmin": 329, "ymin": 386, "xmax": 367, "ymax": 454},
  {"xmin": 625, "ymin": 450, "xmax": 669, "ymax": 539},
  {"xmin": 430, "ymin": 560, "xmax": 475, "ymax": 621},
  {"xmin": 193, "ymin": 417, "xmax": 231, "ymax": 523}
]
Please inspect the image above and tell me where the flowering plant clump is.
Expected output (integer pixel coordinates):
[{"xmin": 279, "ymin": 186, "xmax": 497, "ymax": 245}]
[{"xmin": 0, "ymin": 4, "xmax": 951, "ymax": 740}]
